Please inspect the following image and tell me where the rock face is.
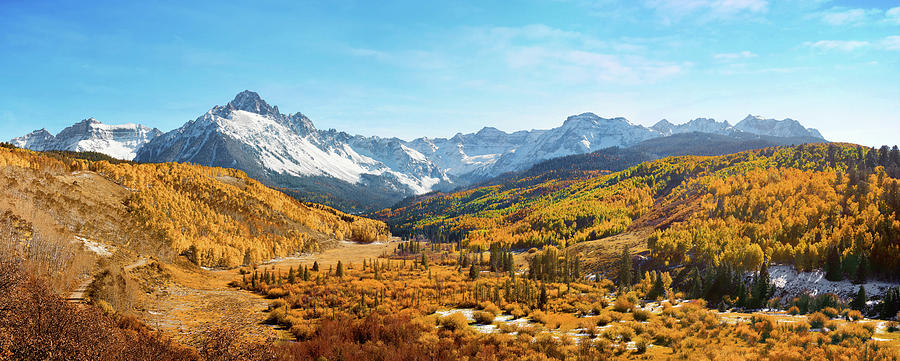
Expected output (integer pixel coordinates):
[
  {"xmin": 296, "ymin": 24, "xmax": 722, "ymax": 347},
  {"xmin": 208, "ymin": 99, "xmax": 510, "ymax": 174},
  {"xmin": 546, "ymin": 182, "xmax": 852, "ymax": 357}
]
[
  {"xmin": 12, "ymin": 90, "xmax": 827, "ymax": 212},
  {"xmin": 10, "ymin": 118, "xmax": 162, "ymax": 160},
  {"xmin": 134, "ymin": 91, "xmax": 452, "ymax": 212},
  {"xmin": 734, "ymin": 115, "xmax": 825, "ymax": 139}
]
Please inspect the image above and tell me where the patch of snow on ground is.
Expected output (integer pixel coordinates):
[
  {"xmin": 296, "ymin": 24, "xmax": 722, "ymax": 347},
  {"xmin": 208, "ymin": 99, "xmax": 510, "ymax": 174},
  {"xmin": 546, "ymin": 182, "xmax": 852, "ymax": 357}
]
[
  {"xmin": 75, "ymin": 236, "xmax": 114, "ymax": 257},
  {"xmin": 768, "ymin": 265, "xmax": 899, "ymax": 300}
]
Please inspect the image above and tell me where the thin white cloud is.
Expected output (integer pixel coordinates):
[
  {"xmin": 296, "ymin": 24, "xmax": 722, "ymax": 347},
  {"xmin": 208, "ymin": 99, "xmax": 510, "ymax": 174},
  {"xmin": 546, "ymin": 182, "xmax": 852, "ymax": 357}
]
[
  {"xmin": 644, "ymin": 0, "xmax": 768, "ymax": 23},
  {"xmin": 882, "ymin": 36, "xmax": 900, "ymax": 51},
  {"xmin": 887, "ymin": 7, "xmax": 900, "ymax": 24},
  {"xmin": 819, "ymin": 8, "xmax": 879, "ymax": 26},
  {"xmin": 347, "ymin": 24, "xmax": 685, "ymax": 86},
  {"xmin": 805, "ymin": 40, "xmax": 870, "ymax": 51},
  {"xmin": 714, "ymin": 51, "xmax": 757, "ymax": 60},
  {"xmin": 804, "ymin": 36, "xmax": 900, "ymax": 52}
]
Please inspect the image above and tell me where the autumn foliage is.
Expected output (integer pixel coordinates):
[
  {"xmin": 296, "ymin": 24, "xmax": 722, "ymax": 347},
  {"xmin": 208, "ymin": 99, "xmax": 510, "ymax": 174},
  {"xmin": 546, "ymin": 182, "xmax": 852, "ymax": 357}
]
[{"xmin": 0, "ymin": 147, "xmax": 389, "ymax": 267}]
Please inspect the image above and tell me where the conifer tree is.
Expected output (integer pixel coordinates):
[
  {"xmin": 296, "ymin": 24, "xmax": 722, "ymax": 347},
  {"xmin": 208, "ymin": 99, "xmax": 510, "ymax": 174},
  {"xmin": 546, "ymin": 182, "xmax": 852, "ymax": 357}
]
[
  {"xmin": 288, "ymin": 266, "xmax": 296, "ymax": 284},
  {"xmin": 825, "ymin": 247, "xmax": 843, "ymax": 281},
  {"xmin": 539, "ymin": 284, "xmax": 548, "ymax": 310},
  {"xmin": 855, "ymin": 253, "xmax": 868, "ymax": 284},
  {"xmin": 336, "ymin": 261, "xmax": 344, "ymax": 278},
  {"xmin": 469, "ymin": 263, "xmax": 479, "ymax": 280},
  {"xmin": 851, "ymin": 286, "xmax": 866, "ymax": 311},
  {"xmin": 312, "ymin": 261, "xmax": 319, "ymax": 272},
  {"xmin": 648, "ymin": 272, "xmax": 666, "ymax": 300},
  {"xmin": 617, "ymin": 246, "xmax": 633, "ymax": 289},
  {"xmin": 751, "ymin": 261, "xmax": 772, "ymax": 309}
]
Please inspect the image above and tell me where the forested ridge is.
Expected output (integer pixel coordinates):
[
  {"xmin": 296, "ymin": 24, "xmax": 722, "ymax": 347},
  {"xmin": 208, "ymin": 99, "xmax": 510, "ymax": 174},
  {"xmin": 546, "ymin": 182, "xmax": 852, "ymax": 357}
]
[
  {"xmin": 376, "ymin": 143, "xmax": 900, "ymax": 277},
  {"xmin": 0, "ymin": 145, "xmax": 389, "ymax": 268}
]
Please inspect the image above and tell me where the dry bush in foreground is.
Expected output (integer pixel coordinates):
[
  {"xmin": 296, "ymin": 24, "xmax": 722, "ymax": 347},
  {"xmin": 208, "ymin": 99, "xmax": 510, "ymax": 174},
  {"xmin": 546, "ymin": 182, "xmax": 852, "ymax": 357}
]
[{"xmin": 0, "ymin": 256, "xmax": 195, "ymax": 361}]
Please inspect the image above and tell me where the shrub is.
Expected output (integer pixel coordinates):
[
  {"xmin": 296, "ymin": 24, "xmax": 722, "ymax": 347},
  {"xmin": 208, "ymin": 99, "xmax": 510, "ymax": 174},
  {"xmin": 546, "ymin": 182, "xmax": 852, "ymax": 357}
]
[
  {"xmin": 269, "ymin": 298, "xmax": 287, "ymax": 311},
  {"xmin": 510, "ymin": 305, "xmax": 528, "ymax": 319},
  {"xmin": 266, "ymin": 287, "xmax": 288, "ymax": 298},
  {"xmin": 788, "ymin": 306, "xmax": 800, "ymax": 315},
  {"xmin": 482, "ymin": 302, "xmax": 501, "ymax": 316},
  {"xmin": 785, "ymin": 320, "xmax": 810, "ymax": 333},
  {"xmin": 440, "ymin": 313, "xmax": 469, "ymax": 331},
  {"xmin": 634, "ymin": 336, "xmax": 650, "ymax": 354},
  {"xmin": 473, "ymin": 311, "xmax": 495, "ymax": 325},
  {"xmin": 650, "ymin": 326, "xmax": 682, "ymax": 346},
  {"xmin": 632, "ymin": 309, "xmax": 652, "ymax": 322},
  {"xmin": 846, "ymin": 310, "xmax": 863, "ymax": 321},
  {"xmin": 498, "ymin": 323, "xmax": 518, "ymax": 334},
  {"xmin": 812, "ymin": 294, "xmax": 841, "ymax": 313},
  {"xmin": 613, "ymin": 296, "xmax": 634, "ymax": 313},
  {"xmin": 751, "ymin": 315, "xmax": 776, "ymax": 340},
  {"xmin": 591, "ymin": 302, "xmax": 606, "ymax": 315},
  {"xmin": 821, "ymin": 307, "xmax": 840, "ymax": 319},
  {"xmin": 266, "ymin": 306, "xmax": 292, "ymax": 326},
  {"xmin": 531, "ymin": 310, "xmax": 550, "ymax": 325},
  {"xmin": 603, "ymin": 324, "xmax": 634, "ymax": 342},
  {"xmin": 596, "ymin": 312, "xmax": 612, "ymax": 326},
  {"xmin": 808, "ymin": 312, "xmax": 827, "ymax": 329},
  {"xmin": 290, "ymin": 322, "xmax": 316, "ymax": 341},
  {"xmin": 94, "ymin": 299, "xmax": 115, "ymax": 315},
  {"xmin": 887, "ymin": 321, "xmax": 899, "ymax": 333},
  {"xmin": 830, "ymin": 323, "xmax": 873, "ymax": 345}
]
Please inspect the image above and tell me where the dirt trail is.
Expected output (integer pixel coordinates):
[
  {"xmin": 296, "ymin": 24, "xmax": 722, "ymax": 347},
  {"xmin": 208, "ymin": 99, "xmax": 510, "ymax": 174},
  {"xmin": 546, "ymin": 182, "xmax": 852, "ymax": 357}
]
[
  {"xmin": 65, "ymin": 278, "xmax": 92, "ymax": 304},
  {"xmin": 67, "ymin": 257, "xmax": 149, "ymax": 304}
]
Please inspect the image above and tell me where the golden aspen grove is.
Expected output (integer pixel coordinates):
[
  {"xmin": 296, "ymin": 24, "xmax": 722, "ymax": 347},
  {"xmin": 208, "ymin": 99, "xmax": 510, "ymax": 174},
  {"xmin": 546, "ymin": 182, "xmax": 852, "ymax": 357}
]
[{"xmin": 4, "ymin": 141, "xmax": 900, "ymax": 360}]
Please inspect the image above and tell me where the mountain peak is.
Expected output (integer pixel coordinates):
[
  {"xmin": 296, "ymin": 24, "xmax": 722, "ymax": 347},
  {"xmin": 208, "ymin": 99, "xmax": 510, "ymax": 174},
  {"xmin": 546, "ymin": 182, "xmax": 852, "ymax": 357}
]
[
  {"xmin": 735, "ymin": 115, "xmax": 824, "ymax": 140},
  {"xmin": 77, "ymin": 117, "xmax": 101, "ymax": 125},
  {"xmin": 476, "ymin": 126, "xmax": 506, "ymax": 137},
  {"xmin": 227, "ymin": 90, "xmax": 278, "ymax": 116}
]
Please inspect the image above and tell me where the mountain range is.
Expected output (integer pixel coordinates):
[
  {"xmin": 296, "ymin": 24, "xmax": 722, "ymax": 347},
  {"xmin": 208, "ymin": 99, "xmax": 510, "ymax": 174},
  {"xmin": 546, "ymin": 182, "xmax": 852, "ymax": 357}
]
[
  {"xmin": 8, "ymin": 90, "xmax": 826, "ymax": 212},
  {"xmin": 10, "ymin": 118, "xmax": 162, "ymax": 160}
]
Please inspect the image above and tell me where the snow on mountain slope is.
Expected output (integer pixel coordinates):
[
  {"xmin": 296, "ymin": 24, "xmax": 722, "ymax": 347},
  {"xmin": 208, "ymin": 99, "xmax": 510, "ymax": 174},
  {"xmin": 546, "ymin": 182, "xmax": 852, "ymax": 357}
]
[
  {"xmin": 404, "ymin": 112, "xmax": 825, "ymax": 182},
  {"xmin": 735, "ymin": 115, "xmax": 824, "ymax": 139},
  {"xmin": 10, "ymin": 118, "xmax": 162, "ymax": 160},
  {"xmin": 12, "ymin": 89, "xmax": 826, "ymax": 212},
  {"xmin": 135, "ymin": 91, "xmax": 451, "ymax": 208},
  {"xmin": 651, "ymin": 117, "xmax": 732, "ymax": 136}
]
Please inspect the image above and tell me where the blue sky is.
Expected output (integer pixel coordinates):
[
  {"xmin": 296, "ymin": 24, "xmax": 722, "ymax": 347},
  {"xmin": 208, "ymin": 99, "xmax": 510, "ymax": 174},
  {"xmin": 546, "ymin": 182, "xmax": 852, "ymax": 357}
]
[{"xmin": 1, "ymin": 0, "xmax": 898, "ymax": 146}]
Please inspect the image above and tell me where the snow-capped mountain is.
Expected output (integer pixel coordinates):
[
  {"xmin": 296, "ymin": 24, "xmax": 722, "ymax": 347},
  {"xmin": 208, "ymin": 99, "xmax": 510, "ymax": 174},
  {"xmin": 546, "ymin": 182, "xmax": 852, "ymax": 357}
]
[
  {"xmin": 405, "ymin": 113, "xmax": 667, "ymax": 182},
  {"xmin": 651, "ymin": 115, "xmax": 824, "ymax": 139},
  {"xmin": 10, "ymin": 118, "xmax": 162, "ymax": 160},
  {"xmin": 135, "ymin": 91, "xmax": 451, "ymax": 211},
  {"xmin": 11, "ymin": 90, "xmax": 826, "ymax": 212},
  {"xmin": 652, "ymin": 118, "xmax": 733, "ymax": 136},
  {"xmin": 734, "ymin": 115, "xmax": 824, "ymax": 139}
]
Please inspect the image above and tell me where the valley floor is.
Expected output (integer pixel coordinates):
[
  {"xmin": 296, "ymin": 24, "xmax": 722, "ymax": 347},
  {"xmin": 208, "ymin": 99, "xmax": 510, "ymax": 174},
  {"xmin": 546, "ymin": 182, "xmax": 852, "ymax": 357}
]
[{"xmin": 135, "ymin": 240, "xmax": 400, "ymax": 344}]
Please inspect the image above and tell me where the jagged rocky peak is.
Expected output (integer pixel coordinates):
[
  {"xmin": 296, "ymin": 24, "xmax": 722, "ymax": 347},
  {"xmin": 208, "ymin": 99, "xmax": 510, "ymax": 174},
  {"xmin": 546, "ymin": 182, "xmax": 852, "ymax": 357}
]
[
  {"xmin": 227, "ymin": 90, "xmax": 278, "ymax": 116},
  {"xmin": 9, "ymin": 118, "xmax": 162, "ymax": 160},
  {"xmin": 735, "ymin": 114, "xmax": 824, "ymax": 139},
  {"xmin": 563, "ymin": 112, "xmax": 615, "ymax": 128},
  {"xmin": 652, "ymin": 119, "xmax": 675, "ymax": 134},
  {"xmin": 475, "ymin": 126, "xmax": 508, "ymax": 137},
  {"xmin": 211, "ymin": 90, "xmax": 316, "ymax": 134}
]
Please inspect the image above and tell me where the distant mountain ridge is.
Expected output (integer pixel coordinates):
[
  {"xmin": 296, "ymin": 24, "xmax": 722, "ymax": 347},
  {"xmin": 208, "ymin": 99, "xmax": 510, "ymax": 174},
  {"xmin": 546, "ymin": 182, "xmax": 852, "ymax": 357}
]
[
  {"xmin": 10, "ymin": 90, "xmax": 827, "ymax": 212},
  {"xmin": 10, "ymin": 118, "xmax": 161, "ymax": 160}
]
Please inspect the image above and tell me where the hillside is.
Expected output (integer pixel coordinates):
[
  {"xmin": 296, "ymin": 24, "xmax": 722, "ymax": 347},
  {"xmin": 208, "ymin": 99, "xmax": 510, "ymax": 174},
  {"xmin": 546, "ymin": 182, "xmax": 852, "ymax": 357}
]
[
  {"xmin": 0, "ymin": 145, "xmax": 389, "ymax": 271},
  {"xmin": 375, "ymin": 143, "xmax": 900, "ymax": 277}
]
